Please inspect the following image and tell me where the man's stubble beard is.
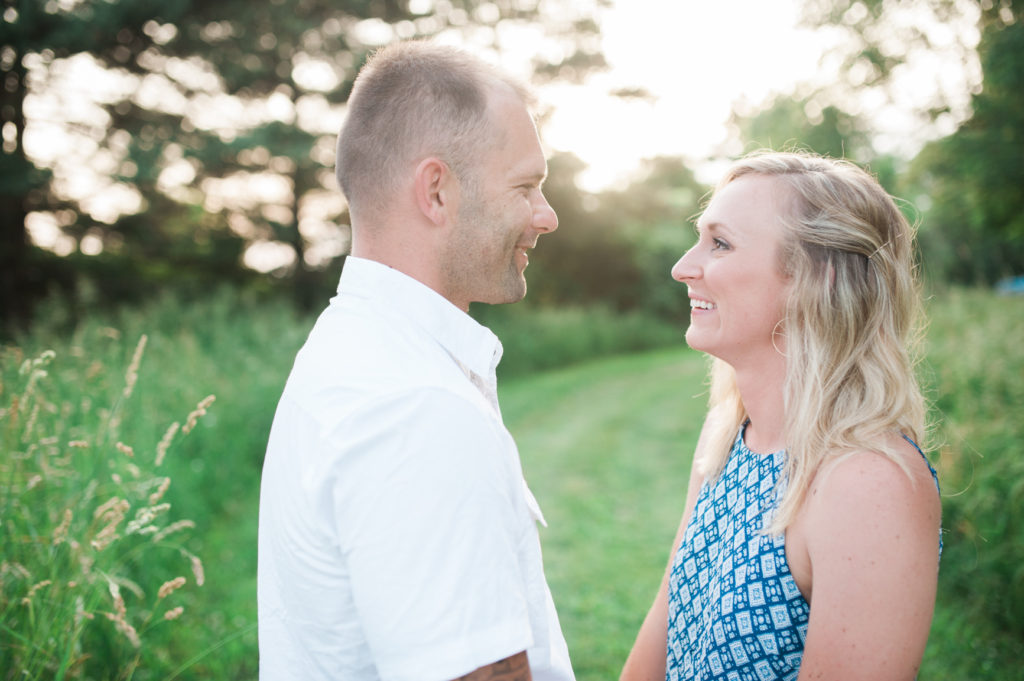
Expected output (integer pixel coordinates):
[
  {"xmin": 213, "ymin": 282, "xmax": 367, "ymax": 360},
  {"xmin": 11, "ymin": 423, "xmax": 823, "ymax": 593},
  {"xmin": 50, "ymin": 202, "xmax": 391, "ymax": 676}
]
[{"xmin": 445, "ymin": 185, "xmax": 526, "ymax": 307}]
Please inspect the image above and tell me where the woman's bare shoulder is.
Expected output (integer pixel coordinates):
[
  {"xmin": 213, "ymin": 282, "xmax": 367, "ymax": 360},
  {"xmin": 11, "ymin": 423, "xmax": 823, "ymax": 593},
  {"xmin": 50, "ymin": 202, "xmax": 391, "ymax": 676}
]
[
  {"xmin": 816, "ymin": 435, "xmax": 937, "ymax": 499},
  {"xmin": 804, "ymin": 434, "xmax": 941, "ymax": 552}
]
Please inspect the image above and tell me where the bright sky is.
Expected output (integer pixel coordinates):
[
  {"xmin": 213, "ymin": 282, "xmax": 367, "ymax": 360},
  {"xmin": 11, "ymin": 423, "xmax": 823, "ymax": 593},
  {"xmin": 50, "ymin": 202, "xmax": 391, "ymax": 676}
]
[
  {"xmin": 538, "ymin": 0, "xmax": 838, "ymax": 190},
  {"xmin": 531, "ymin": 0, "xmax": 978, "ymax": 191}
]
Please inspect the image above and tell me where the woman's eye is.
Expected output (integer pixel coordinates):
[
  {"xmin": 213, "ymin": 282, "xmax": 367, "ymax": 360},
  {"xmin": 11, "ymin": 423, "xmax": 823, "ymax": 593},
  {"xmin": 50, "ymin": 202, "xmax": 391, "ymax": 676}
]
[{"xmin": 712, "ymin": 237, "xmax": 729, "ymax": 251}]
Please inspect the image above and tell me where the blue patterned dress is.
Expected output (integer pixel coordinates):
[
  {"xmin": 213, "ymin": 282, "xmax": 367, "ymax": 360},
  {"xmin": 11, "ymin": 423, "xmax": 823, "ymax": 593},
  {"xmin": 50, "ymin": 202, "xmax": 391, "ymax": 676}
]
[{"xmin": 665, "ymin": 425, "xmax": 939, "ymax": 681}]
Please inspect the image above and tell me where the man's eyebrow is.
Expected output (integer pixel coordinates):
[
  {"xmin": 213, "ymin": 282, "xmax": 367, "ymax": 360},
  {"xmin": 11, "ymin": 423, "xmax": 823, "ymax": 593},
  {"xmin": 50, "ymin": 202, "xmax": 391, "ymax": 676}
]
[{"xmin": 517, "ymin": 170, "xmax": 547, "ymax": 184}]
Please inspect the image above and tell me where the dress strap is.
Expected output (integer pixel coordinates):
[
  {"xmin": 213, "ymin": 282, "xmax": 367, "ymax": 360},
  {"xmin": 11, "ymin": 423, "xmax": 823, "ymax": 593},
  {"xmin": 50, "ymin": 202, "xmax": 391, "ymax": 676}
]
[
  {"xmin": 901, "ymin": 434, "xmax": 943, "ymax": 556},
  {"xmin": 900, "ymin": 434, "xmax": 940, "ymax": 493}
]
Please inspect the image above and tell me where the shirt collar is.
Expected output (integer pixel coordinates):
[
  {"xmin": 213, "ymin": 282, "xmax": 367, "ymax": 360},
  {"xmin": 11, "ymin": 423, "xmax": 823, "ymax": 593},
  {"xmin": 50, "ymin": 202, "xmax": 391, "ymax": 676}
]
[{"xmin": 336, "ymin": 256, "xmax": 503, "ymax": 379}]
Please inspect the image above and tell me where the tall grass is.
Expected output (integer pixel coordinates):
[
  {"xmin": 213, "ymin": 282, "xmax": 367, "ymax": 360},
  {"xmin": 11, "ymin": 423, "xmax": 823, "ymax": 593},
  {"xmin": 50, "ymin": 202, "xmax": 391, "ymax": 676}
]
[
  {"xmin": 1, "ymin": 334, "xmax": 210, "ymax": 678},
  {"xmin": 0, "ymin": 286, "xmax": 1019, "ymax": 679},
  {"xmin": 917, "ymin": 289, "xmax": 1024, "ymax": 679},
  {"xmin": 1, "ymin": 288, "xmax": 312, "ymax": 680},
  {"xmin": 0, "ymin": 289, "xmax": 681, "ymax": 679}
]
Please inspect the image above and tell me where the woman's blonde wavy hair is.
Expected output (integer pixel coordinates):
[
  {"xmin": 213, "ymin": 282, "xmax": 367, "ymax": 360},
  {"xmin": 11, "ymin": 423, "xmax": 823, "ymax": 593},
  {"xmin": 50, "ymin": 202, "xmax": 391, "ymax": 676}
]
[{"xmin": 696, "ymin": 150, "xmax": 927, "ymax": 532}]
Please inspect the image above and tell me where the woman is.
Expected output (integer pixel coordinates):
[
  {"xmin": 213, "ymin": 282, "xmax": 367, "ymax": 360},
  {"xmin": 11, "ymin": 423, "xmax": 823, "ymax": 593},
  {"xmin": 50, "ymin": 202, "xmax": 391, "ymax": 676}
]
[{"xmin": 621, "ymin": 150, "xmax": 941, "ymax": 681}]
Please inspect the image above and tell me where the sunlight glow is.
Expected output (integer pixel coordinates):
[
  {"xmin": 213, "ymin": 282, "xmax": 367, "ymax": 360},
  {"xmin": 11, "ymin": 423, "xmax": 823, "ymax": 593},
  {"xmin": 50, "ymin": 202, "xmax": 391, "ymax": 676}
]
[{"xmin": 540, "ymin": 0, "xmax": 839, "ymax": 190}]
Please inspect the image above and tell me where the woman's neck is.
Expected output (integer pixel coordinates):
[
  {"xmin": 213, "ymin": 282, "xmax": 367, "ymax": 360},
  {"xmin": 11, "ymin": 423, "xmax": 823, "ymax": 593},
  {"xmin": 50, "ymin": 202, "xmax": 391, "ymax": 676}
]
[{"xmin": 733, "ymin": 354, "xmax": 787, "ymax": 454}]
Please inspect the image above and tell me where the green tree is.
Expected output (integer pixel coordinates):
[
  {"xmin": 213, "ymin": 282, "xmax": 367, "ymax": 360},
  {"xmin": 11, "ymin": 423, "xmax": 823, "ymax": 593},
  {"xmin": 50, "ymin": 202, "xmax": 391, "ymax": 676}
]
[
  {"xmin": 0, "ymin": 0, "xmax": 609, "ymax": 332},
  {"xmin": 908, "ymin": 13, "xmax": 1024, "ymax": 283},
  {"xmin": 797, "ymin": 0, "xmax": 986, "ymax": 131},
  {"xmin": 521, "ymin": 152, "xmax": 706, "ymax": 319},
  {"xmin": 732, "ymin": 96, "xmax": 871, "ymax": 161},
  {"xmin": 729, "ymin": 94, "xmax": 904, "ymax": 204},
  {"xmin": 783, "ymin": 0, "xmax": 1023, "ymax": 283}
]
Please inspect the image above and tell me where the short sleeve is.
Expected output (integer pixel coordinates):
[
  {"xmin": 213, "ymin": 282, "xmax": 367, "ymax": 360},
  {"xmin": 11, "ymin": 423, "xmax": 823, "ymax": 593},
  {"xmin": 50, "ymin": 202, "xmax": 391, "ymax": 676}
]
[{"xmin": 329, "ymin": 387, "xmax": 534, "ymax": 681}]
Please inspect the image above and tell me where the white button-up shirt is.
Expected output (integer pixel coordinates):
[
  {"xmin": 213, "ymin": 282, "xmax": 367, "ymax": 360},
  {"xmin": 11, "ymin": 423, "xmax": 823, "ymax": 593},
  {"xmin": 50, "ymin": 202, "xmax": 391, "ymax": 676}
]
[{"xmin": 258, "ymin": 256, "xmax": 574, "ymax": 681}]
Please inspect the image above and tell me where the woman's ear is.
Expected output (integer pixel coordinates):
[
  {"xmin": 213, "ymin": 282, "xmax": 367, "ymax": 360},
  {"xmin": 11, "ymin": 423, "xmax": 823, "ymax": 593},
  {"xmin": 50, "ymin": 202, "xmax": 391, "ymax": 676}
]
[{"xmin": 413, "ymin": 157, "xmax": 457, "ymax": 227}]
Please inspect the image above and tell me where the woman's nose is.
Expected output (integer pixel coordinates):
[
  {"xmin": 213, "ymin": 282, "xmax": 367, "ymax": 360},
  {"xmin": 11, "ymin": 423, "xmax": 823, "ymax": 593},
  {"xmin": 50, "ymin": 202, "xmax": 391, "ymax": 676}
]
[{"xmin": 671, "ymin": 248, "xmax": 700, "ymax": 283}]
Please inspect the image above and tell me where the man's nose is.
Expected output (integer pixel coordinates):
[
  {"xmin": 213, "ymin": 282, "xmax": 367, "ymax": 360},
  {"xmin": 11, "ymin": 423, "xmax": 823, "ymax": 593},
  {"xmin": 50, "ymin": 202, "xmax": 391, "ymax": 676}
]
[{"xmin": 533, "ymin": 192, "xmax": 558, "ymax": 233}]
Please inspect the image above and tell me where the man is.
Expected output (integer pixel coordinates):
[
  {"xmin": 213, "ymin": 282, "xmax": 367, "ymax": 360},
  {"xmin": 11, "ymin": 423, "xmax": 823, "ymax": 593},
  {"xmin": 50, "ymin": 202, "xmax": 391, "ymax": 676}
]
[{"xmin": 257, "ymin": 40, "xmax": 574, "ymax": 681}]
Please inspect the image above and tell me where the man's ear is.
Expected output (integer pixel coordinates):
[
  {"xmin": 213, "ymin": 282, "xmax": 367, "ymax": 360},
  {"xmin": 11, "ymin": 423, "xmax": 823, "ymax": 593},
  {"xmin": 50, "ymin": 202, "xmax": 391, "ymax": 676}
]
[{"xmin": 413, "ymin": 157, "xmax": 457, "ymax": 227}]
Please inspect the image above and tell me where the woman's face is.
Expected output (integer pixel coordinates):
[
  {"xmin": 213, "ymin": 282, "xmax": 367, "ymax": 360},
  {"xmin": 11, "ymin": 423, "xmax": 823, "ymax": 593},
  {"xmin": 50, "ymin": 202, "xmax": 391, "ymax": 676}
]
[{"xmin": 671, "ymin": 173, "xmax": 793, "ymax": 368}]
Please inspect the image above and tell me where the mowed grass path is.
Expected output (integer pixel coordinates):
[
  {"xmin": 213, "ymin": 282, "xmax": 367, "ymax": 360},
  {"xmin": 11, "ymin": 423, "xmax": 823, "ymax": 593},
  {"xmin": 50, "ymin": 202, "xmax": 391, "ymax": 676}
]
[
  {"xmin": 497, "ymin": 341, "xmax": 995, "ymax": 681},
  {"xmin": 500, "ymin": 346, "xmax": 707, "ymax": 680}
]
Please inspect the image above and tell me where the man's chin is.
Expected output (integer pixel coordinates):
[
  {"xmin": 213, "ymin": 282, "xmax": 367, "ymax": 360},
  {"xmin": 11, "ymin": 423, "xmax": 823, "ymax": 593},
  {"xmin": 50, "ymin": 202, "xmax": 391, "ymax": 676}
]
[{"xmin": 477, "ymin": 282, "xmax": 527, "ymax": 306}]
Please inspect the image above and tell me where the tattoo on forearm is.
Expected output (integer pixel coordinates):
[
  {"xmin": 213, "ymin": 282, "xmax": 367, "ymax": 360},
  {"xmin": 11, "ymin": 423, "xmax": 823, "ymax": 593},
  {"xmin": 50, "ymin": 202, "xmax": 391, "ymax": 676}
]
[{"xmin": 454, "ymin": 651, "xmax": 531, "ymax": 681}]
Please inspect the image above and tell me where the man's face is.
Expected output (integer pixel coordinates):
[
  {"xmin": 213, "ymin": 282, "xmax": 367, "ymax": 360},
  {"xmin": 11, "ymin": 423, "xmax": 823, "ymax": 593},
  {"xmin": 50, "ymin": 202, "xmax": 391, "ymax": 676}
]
[{"xmin": 442, "ymin": 89, "xmax": 558, "ymax": 310}]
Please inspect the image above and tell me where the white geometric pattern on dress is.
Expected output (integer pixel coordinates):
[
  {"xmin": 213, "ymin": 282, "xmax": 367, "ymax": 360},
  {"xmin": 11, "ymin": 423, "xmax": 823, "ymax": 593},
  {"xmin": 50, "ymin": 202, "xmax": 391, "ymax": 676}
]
[
  {"xmin": 665, "ymin": 426, "xmax": 940, "ymax": 681},
  {"xmin": 666, "ymin": 426, "xmax": 808, "ymax": 681}
]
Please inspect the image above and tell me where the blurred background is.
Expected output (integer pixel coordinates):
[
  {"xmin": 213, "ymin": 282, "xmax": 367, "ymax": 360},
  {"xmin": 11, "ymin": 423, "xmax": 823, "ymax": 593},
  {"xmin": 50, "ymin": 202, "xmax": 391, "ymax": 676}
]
[
  {"xmin": 3, "ymin": 0, "xmax": 1022, "ymax": 328},
  {"xmin": 2, "ymin": 1, "xmax": 1022, "ymax": 679}
]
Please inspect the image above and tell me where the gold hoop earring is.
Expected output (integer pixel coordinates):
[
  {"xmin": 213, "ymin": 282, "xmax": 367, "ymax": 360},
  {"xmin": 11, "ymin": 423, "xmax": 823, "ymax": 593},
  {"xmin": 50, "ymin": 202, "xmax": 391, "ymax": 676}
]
[{"xmin": 771, "ymin": 319, "xmax": 787, "ymax": 357}]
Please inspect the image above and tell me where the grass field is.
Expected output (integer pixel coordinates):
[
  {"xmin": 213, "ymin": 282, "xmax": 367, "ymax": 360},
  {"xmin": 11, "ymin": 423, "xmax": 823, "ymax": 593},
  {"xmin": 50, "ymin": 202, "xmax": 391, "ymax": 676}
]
[
  {"xmin": 2, "ymin": 287, "xmax": 1021, "ymax": 679},
  {"xmin": 503, "ymin": 347, "xmax": 706, "ymax": 679},
  {"xmin": 501, "ymin": 289, "xmax": 1024, "ymax": 681},
  {"xmin": 504, "ymin": 342, "xmax": 1024, "ymax": 681}
]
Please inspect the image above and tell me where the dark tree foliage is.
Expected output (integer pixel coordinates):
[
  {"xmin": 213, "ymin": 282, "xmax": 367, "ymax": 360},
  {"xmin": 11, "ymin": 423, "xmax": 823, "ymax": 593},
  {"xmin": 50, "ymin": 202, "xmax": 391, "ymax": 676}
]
[
  {"xmin": 522, "ymin": 152, "xmax": 705, "ymax": 319},
  {"xmin": 908, "ymin": 10, "xmax": 1024, "ymax": 284},
  {"xmin": 752, "ymin": 0, "xmax": 1024, "ymax": 284},
  {"xmin": 794, "ymin": 0, "xmax": 1024, "ymax": 640},
  {"xmin": 0, "ymin": 0, "xmax": 609, "ymax": 333}
]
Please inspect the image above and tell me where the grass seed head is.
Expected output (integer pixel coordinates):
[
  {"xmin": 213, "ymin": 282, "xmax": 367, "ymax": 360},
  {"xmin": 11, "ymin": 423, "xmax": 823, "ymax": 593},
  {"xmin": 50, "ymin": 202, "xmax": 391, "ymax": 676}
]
[
  {"xmin": 22, "ymin": 403, "xmax": 40, "ymax": 441},
  {"xmin": 94, "ymin": 496, "xmax": 130, "ymax": 519},
  {"xmin": 152, "ymin": 519, "xmax": 195, "ymax": 542},
  {"xmin": 2, "ymin": 561, "xmax": 31, "ymax": 580},
  {"xmin": 107, "ymin": 580, "xmax": 127, "ymax": 618},
  {"xmin": 21, "ymin": 579, "xmax": 52, "ymax": 605},
  {"xmin": 122, "ymin": 335, "xmax": 148, "ymax": 400},
  {"xmin": 103, "ymin": 612, "xmax": 142, "ymax": 648},
  {"xmin": 155, "ymin": 422, "xmax": 180, "ymax": 466},
  {"xmin": 126, "ymin": 503, "xmax": 170, "ymax": 535},
  {"xmin": 157, "ymin": 576, "xmax": 186, "ymax": 599},
  {"xmin": 75, "ymin": 595, "xmax": 95, "ymax": 622},
  {"xmin": 92, "ymin": 497, "xmax": 130, "ymax": 550},
  {"xmin": 148, "ymin": 476, "xmax": 171, "ymax": 504},
  {"xmin": 189, "ymin": 554, "xmax": 205, "ymax": 587},
  {"xmin": 182, "ymin": 394, "xmax": 216, "ymax": 434},
  {"xmin": 53, "ymin": 508, "xmax": 73, "ymax": 546}
]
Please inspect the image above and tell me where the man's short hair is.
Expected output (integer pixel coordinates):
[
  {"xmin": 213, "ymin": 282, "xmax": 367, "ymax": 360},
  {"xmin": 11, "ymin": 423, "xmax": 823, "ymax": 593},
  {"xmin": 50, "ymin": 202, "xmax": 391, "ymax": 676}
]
[{"xmin": 336, "ymin": 40, "xmax": 532, "ymax": 221}]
